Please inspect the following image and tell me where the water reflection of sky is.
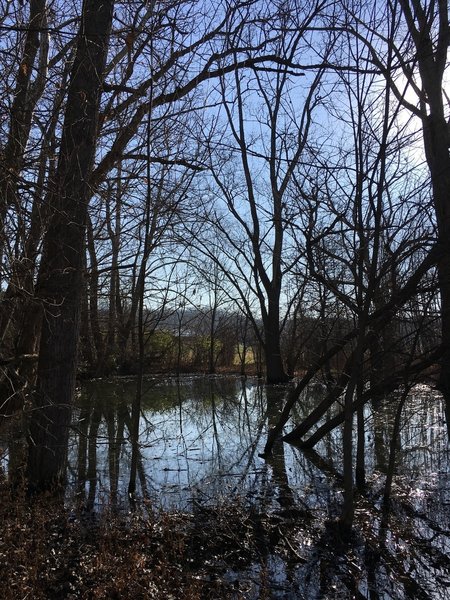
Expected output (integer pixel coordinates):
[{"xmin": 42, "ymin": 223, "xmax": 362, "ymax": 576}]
[
  {"xmin": 3, "ymin": 375, "xmax": 450, "ymax": 598},
  {"xmin": 68, "ymin": 377, "xmax": 450, "ymax": 518},
  {"xmin": 70, "ymin": 377, "xmax": 290, "ymax": 509}
]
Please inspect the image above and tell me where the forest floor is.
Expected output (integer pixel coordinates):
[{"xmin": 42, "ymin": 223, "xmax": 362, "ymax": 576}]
[
  {"xmin": 0, "ymin": 486, "xmax": 311, "ymax": 599},
  {"xmin": 2, "ymin": 469, "xmax": 450, "ymax": 599}
]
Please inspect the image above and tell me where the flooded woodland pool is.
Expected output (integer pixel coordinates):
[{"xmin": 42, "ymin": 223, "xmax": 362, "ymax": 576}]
[{"xmin": 56, "ymin": 375, "xmax": 450, "ymax": 598}]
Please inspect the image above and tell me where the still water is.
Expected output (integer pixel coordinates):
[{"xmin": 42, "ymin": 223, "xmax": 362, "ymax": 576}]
[{"xmin": 67, "ymin": 375, "xmax": 450, "ymax": 599}]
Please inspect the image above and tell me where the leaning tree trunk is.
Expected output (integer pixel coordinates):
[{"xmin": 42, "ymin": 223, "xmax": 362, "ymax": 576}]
[{"xmin": 27, "ymin": 0, "xmax": 114, "ymax": 492}]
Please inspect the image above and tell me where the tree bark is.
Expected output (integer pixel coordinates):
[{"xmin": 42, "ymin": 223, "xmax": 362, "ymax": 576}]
[
  {"xmin": 27, "ymin": 0, "xmax": 114, "ymax": 492},
  {"xmin": 392, "ymin": 0, "xmax": 450, "ymax": 430},
  {"xmin": 264, "ymin": 305, "xmax": 290, "ymax": 384}
]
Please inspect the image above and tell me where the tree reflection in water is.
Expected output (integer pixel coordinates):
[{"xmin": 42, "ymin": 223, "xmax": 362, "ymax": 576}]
[{"xmin": 65, "ymin": 376, "xmax": 450, "ymax": 598}]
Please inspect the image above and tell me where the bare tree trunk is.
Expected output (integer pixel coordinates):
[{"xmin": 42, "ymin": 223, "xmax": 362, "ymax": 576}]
[
  {"xmin": 0, "ymin": 0, "xmax": 47, "ymax": 275},
  {"xmin": 100, "ymin": 175, "xmax": 122, "ymax": 372},
  {"xmin": 129, "ymin": 53, "xmax": 154, "ymax": 497},
  {"xmin": 27, "ymin": 0, "xmax": 114, "ymax": 492},
  {"xmin": 382, "ymin": 390, "xmax": 408, "ymax": 508},
  {"xmin": 80, "ymin": 265, "xmax": 95, "ymax": 368},
  {"xmin": 408, "ymin": 4, "xmax": 450, "ymax": 425},
  {"xmin": 340, "ymin": 375, "xmax": 356, "ymax": 534},
  {"xmin": 86, "ymin": 216, "xmax": 104, "ymax": 369},
  {"xmin": 380, "ymin": 0, "xmax": 450, "ymax": 432},
  {"xmin": 208, "ymin": 301, "xmax": 217, "ymax": 374},
  {"xmin": 0, "ymin": 48, "xmax": 73, "ymax": 369},
  {"xmin": 355, "ymin": 377, "xmax": 366, "ymax": 490},
  {"xmin": 264, "ymin": 311, "xmax": 290, "ymax": 384}
]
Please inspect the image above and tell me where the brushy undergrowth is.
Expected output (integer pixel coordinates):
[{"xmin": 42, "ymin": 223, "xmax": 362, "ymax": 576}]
[{"xmin": 0, "ymin": 486, "xmax": 287, "ymax": 599}]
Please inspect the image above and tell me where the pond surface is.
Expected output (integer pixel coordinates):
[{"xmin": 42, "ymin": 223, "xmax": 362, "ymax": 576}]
[
  {"xmin": 64, "ymin": 375, "xmax": 450, "ymax": 599},
  {"xmin": 2, "ymin": 375, "xmax": 449, "ymax": 597}
]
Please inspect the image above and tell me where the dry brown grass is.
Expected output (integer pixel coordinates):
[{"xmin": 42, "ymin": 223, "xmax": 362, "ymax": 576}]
[{"xmin": 0, "ymin": 488, "xmax": 278, "ymax": 599}]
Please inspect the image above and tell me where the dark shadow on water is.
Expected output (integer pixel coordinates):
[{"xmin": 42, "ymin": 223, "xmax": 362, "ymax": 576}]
[{"xmin": 3, "ymin": 375, "xmax": 450, "ymax": 598}]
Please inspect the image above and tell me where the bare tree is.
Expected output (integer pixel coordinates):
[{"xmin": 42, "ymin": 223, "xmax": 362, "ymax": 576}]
[
  {"xmin": 27, "ymin": 0, "xmax": 115, "ymax": 492},
  {"xmin": 261, "ymin": 4, "xmax": 441, "ymax": 536},
  {"xmin": 190, "ymin": 2, "xmax": 329, "ymax": 382},
  {"xmin": 337, "ymin": 0, "xmax": 450, "ymax": 423}
]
